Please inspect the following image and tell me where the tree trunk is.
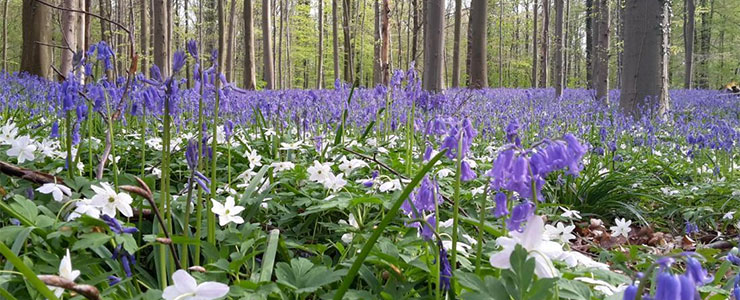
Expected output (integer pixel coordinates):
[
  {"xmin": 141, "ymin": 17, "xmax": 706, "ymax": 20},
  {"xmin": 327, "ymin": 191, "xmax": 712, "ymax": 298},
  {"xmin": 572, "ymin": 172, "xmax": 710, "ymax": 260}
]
[
  {"xmin": 696, "ymin": 0, "xmax": 711, "ymax": 89},
  {"xmin": 285, "ymin": 1, "xmax": 292, "ymax": 88},
  {"xmin": 152, "ymin": 0, "xmax": 168, "ymax": 77},
  {"xmin": 21, "ymin": 0, "xmax": 52, "ymax": 78},
  {"xmin": 277, "ymin": 0, "xmax": 284, "ymax": 88},
  {"xmin": 317, "ymin": 0, "xmax": 324, "ymax": 88},
  {"xmin": 465, "ymin": 7, "xmax": 472, "ymax": 86},
  {"xmin": 380, "ymin": 0, "xmax": 390, "ymax": 85},
  {"xmin": 411, "ymin": 0, "xmax": 419, "ymax": 64},
  {"xmin": 469, "ymin": 0, "xmax": 487, "ymax": 89},
  {"xmin": 620, "ymin": 0, "xmax": 670, "ymax": 119},
  {"xmin": 262, "ymin": 0, "xmax": 275, "ymax": 89},
  {"xmin": 2, "ymin": 0, "xmax": 7, "ymax": 72},
  {"xmin": 243, "ymin": 0, "xmax": 257, "ymax": 89},
  {"xmin": 332, "ymin": 0, "xmax": 340, "ymax": 81},
  {"xmin": 531, "ymin": 0, "xmax": 538, "ymax": 87},
  {"xmin": 538, "ymin": 0, "xmax": 549, "ymax": 87},
  {"xmin": 553, "ymin": 0, "xmax": 564, "ymax": 96},
  {"xmin": 498, "ymin": 0, "xmax": 503, "ymax": 87},
  {"xmin": 585, "ymin": 0, "xmax": 593, "ymax": 88},
  {"xmin": 683, "ymin": 0, "xmax": 694, "ymax": 89},
  {"xmin": 217, "ymin": 0, "xmax": 225, "ymax": 78},
  {"xmin": 451, "ymin": 0, "xmax": 462, "ymax": 87},
  {"xmin": 225, "ymin": 0, "xmax": 237, "ymax": 82},
  {"xmin": 140, "ymin": 0, "xmax": 148, "ymax": 76},
  {"xmin": 60, "ymin": 0, "xmax": 79, "ymax": 79},
  {"xmin": 342, "ymin": 0, "xmax": 353, "ymax": 82},
  {"xmin": 592, "ymin": 0, "xmax": 609, "ymax": 104},
  {"xmin": 373, "ymin": 0, "xmax": 381, "ymax": 85},
  {"xmin": 422, "ymin": 0, "xmax": 444, "ymax": 91}
]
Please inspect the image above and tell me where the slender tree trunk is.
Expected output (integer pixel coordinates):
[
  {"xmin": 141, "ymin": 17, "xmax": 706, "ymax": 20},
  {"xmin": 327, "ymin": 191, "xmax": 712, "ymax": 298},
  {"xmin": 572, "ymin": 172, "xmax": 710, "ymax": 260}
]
[
  {"xmin": 593, "ymin": 0, "xmax": 609, "ymax": 104},
  {"xmin": 244, "ymin": 0, "xmax": 257, "ymax": 89},
  {"xmin": 465, "ymin": 7, "xmax": 472, "ymax": 86},
  {"xmin": 696, "ymin": 0, "xmax": 711, "ymax": 89},
  {"xmin": 411, "ymin": 0, "xmax": 419, "ymax": 64},
  {"xmin": 373, "ymin": 0, "xmax": 381, "ymax": 85},
  {"xmin": 451, "ymin": 0, "xmax": 462, "ymax": 87},
  {"xmin": 470, "ymin": 0, "xmax": 487, "ymax": 89},
  {"xmin": 531, "ymin": 0, "xmax": 538, "ymax": 87},
  {"xmin": 341, "ymin": 0, "xmax": 354, "ymax": 82},
  {"xmin": 422, "ymin": 0, "xmax": 444, "ymax": 91},
  {"xmin": 21, "ymin": 0, "xmax": 52, "ymax": 78},
  {"xmin": 285, "ymin": 1, "xmax": 292, "ymax": 88},
  {"xmin": 354, "ymin": 0, "xmax": 365, "ymax": 85},
  {"xmin": 332, "ymin": 0, "xmax": 340, "ymax": 81},
  {"xmin": 60, "ymin": 0, "xmax": 78, "ymax": 79},
  {"xmin": 317, "ymin": 0, "xmax": 324, "ymax": 88},
  {"xmin": 585, "ymin": 0, "xmax": 593, "ymax": 88},
  {"xmin": 498, "ymin": 0, "xmax": 503, "ymax": 87},
  {"xmin": 553, "ymin": 0, "xmax": 564, "ymax": 96},
  {"xmin": 684, "ymin": 0, "xmax": 694, "ymax": 89},
  {"xmin": 396, "ymin": 0, "xmax": 403, "ymax": 70},
  {"xmin": 1, "ymin": 0, "xmax": 7, "ymax": 72},
  {"xmin": 225, "ymin": 0, "xmax": 237, "ymax": 82},
  {"xmin": 217, "ymin": 0, "xmax": 225, "ymax": 77},
  {"xmin": 277, "ymin": 0, "xmax": 284, "ymax": 88},
  {"xmin": 140, "ymin": 0, "xmax": 148, "ymax": 76},
  {"xmin": 620, "ymin": 0, "xmax": 670, "ymax": 119},
  {"xmin": 538, "ymin": 0, "xmax": 549, "ymax": 87},
  {"xmin": 380, "ymin": 0, "xmax": 390, "ymax": 85},
  {"xmin": 563, "ymin": 0, "xmax": 569, "ymax": 87},
  {"xmin": 262, "ymin": 0, "xmax": 275, "ymax": 89},
  {"xmin": 153, "ymin": 0, "xmax": 169, "ymax": 77}
]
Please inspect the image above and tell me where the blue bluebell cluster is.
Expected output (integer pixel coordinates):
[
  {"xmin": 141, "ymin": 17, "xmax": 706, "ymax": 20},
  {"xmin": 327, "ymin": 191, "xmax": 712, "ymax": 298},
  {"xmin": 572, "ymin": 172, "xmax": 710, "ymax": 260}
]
[
  {"xmin": 102, "ymin": 215, "xmax": 138, "ymax": 278},
  {"xmin": 402, "ymin": 176, "xmax": 442, "ymax": 240},
  {"xmin": 623, "ymin": 254, "xmax": 712, "ymax": 300}
]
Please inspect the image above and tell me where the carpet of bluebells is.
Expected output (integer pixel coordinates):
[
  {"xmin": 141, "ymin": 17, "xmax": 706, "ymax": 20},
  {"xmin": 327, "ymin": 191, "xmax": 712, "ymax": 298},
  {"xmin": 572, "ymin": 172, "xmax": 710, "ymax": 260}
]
[{"xmin": 0, "ymin": 42, "xmax": 739, "ymax": 300}]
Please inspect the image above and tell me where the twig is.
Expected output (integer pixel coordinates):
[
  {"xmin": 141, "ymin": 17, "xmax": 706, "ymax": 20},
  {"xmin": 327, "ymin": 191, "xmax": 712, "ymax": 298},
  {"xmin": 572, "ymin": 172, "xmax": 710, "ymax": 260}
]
[
  {"xmin": 0, "ymin": 160, "xmax": 65, "ymax": 185},
  {"xmin": 37, "ymin": 275, "xmax": 101, "ymax": 300},
  {"xmin": 34, "ymin": 41, "xmax": 72, "ymax": 51},
  {"xmin": 34, "ymin": 0, "xmax": 130, "ymax": 35},
  {"xmin": 119, "ymin": 177, "xmax": 182, "ymax": 270}
]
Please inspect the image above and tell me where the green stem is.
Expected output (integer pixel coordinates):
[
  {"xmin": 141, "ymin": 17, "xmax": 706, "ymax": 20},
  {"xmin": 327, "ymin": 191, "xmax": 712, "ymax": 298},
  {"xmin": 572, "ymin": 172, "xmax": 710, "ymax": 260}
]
[
  {"xmin": 332, "ymin": 150, "xmax": 447, "ymax": 300},
  {"xmin": 159, "ymin": 93, "xmax": 172, "ymax": 288},
  {"xmin": 208, "ymin": 81, "xmax": 221, "ymax": 259},
  {"xmin": 450, "ymin": 130, "xmax": 464, "ymax": 292},
  {"xmin": 0, "ymin": 242, "xmax": 58, "ymax": 300},
  {"xmin": 475, "ymin": 185, "xmax": 489, "ymax": 274}
]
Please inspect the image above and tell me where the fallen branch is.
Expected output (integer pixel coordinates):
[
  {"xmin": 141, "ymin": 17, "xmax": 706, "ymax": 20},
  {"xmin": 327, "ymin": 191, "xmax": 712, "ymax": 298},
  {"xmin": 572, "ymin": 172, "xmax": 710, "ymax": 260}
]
[
  {"xmin": 37, "ymin": 275, "xmax": 101, "ymax": 300},
  {"xmin": 0, "ymin": 160, "xmax": 65, "ymax": 185}
]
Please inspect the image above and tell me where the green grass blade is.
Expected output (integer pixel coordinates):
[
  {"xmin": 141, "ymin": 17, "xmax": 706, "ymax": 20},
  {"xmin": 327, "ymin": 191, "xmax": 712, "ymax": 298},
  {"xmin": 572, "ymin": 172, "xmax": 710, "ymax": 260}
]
[
  {"xmin": 0, "ymin": 242, "xmax": 58, "ymax": 300},
  {"xmin": 259, "ymin": 229, "xmax": 281, "ymax": 282}
]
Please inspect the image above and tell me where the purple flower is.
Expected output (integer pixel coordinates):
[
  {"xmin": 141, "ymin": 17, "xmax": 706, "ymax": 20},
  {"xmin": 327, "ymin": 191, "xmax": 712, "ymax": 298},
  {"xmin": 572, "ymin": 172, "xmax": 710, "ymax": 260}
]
[
  {"xmin": 654, "ymin": 272, "xmax": 680, "ymax": 300},
  {"xmin": 728, "ymin": 253, "xmax": 740, "ymax": 266},
  {"xmin": 185, "ymin": 139, "xmax": 199, "ymax": 170},
  {"xmin": 507, "ymin": 200, "xmax": 534, "ymax": 232},
  {"xmin": 186, "ymin": 40, "xmax": 199, "ymax": 59},
  {"xmin": 622, "ymin": 284, "xmax": 637, "ymax": 300},
  {"xmin": 685, "ymin": 255, "xmax": 713, "ymax": 285},
  {"xmin": 108, "ymin": 275, "xmax": 122, "ymax": 286},
  {"xmin": 460, "ymin": 160, "xmax": 476, "ymax": 182},
  {"xmin": 101, "ymin": 214, "xmax": 138, "ymax": 235},
  {"xmin": 493, "ymin": 192, "xmax": 509, "ymax": 218},
  {"xmin": 438, "ymin": 241, "xmax": 452, "ymax": 291},
  {"xmin": 50, "ymin": 121, "xmax": 59, "ymax": 138},
  {"xmin": 172, "ymin": 50, "xmax": 187, "ymax": 75},
  {"xmin": 112, "ymin": 244, "xmax": 136, "ymax": 277},
  {"xmin": 505, "ymin": 118, "xmax": 520, "ymax": 145},
  {"xmin": 193, "ymin": 171, "xmax": 211, "ymax": 194}
]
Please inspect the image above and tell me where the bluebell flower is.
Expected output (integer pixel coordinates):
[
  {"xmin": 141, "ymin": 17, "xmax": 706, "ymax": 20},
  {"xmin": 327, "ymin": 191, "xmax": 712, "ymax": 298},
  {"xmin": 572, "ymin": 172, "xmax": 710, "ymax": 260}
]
[
  {"xmin": 507, "ymin": 200, "xmax": 534, "ymax": 232},
  {"xmin": 185, "ymin": 139, "xmax": 199, "ymax": 170},
  {"xmin": 186, "ymin": 40, "xmax": 199, "ymax": 59},
  {"xmin": 493, "ymin": 192, "xmax": 509, "ymax": 218},
  {"xmin": 460, "ymin": 160, "xmax": 476, "ymax": 182},
  {"xmin": 438, "ymin": 241, "xmax": 452, "ymax": 291},
  {"xmin": 684, "ymin": 221, "xmax": 699, "ymax": 235},
  {"xmin": 50, "ymin": 121, "xmax": 59, "ymax": 138},
  {"xmin": 172, "ymin": 50, "xmax": 186, "ymax": 75},
  {"xmin": 112, "ymin": 244, "xmax": 136, "ymax": 277},
  {"xmin": 727, "ymin": 252, "xmax": 740, "ymax": 266},
  {"xmin": 193, "ymin": 171, "xmax": 211, "ymax": 194},
  {"xmin": 108, "ymin": 275, "xmax": 122, "ymax": 286},
  {"xmin": 101, "ymin": 215, "xmax": 138, "ymax": 235},
  {"xmin": 654, "ymin": 271, "xmax": 680, "ymax": 300},
  {"xmin": 684, "ymin": 255, "xmax": 713, "ymax": 285}
]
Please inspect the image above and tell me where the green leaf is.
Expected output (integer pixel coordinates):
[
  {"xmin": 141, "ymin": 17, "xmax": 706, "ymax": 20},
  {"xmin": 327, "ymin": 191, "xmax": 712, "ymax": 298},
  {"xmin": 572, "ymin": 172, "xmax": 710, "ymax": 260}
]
[
  {"xmin": 259, "ymin": 229, "xmax": 280, "ymax": 282},
  {"xmin": 275, "ymin": 257, "xmax": 345, "ymax": 294},
  {"xmin": 0, "ymin": 242, "xmax": 58, "ymax": 300},
  {"xmin": 72, "ymin": 232, "xmax": 111, "ymax": 250},
  {"xmin": 557, "ymin": 279, "xmax": 592, "ymax": 300}
]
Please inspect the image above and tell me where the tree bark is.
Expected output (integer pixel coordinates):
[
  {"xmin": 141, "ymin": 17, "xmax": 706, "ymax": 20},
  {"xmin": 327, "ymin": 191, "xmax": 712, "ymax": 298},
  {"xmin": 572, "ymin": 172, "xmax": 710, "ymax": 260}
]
[
  {"xmin": 152, "ymin": 0, "xmax": 169, "ymax": 77},
  {"xmin": 380, "ymin": 0, "xmax": 390, "ymax": 85},
  {"xmin": 332, "ymin": 0, "xmax": 340, "ymax": 81},
  {"xmin": 683, "ymin": 0, "xmax": 694, "ymax": 89},
  {"xmin": 451, "ymin": 0, "xmax": 462, "ymax": 87},
  {"xmin": 140, "ymin": 0, "xmax": 148, "ymax": 76},
  {"xmin": 696, "ymin": 0, "xmax": 711, "ymax": 88},
  {"xmin": 531, "ymin": 0, "xmax": 538, "ymax": 87},
  {"xmin": 243, "ymin": 0, "xmax": 257, "ymax": 89},
  {"xmin": 317, "ymin": 0, "xmax": 324, "ymax": 88},
  {"xmin": 411, "ymin": 0, "xmax": 419, "ymax": 64},
  {"xmin": 21, "ymin": 0, "xmax": 52, "ymax": 78},
  {"xmin": 422, "ymin": 0, "xmax": 444, "ymax": 91},
  {"xmin": 60, "ymin": 0, "xmax": 79, "ymax": 79},
  {"xmin": 225, "ymin": 0, "xmax": 237, "ymax": 82},
  {"xmin": 498, "ymin": 0, "xmax": 503, "ymax": 87},
  {"xmin": 1, "ymin": 0, "xmax": 7, "ymax": 72},
  {"xmin": 538, "ymin": 0, "xmax": 549, "ymax": 87},
  {"xmin": 341, "ymin": 0, "xmax": 353, "ymax": 82},
  {"xmin": 262, "ymin": 0, "xmax": 275, "ymax": 89},
  {"xmin": 553, "ymin": 0, "xmax": 564, "ymax": 96},
  {"xmin": 218, "ymin": 0, "xmax": 225, "ymax": 77},
  {"xmin": 469, "ymin": 0, "xmax": 487, "ymax": 89},
  {"xmin": 592, "ymin": 0, "xmax": 609, "ymax": 104},
  {"xmin": 373, "ymin": 0, "xmax": 381, "ymax": 85},
  {"xmin": 277, "ymin": 0, "xmax": 284, "ymax": 88},
  {"xmin": 585, "ymin": 0, "xmax": 593, "ymax": 88},
  {"xmin": 620, "ymin": 0, "xmax": 670, "ymax": 119}
]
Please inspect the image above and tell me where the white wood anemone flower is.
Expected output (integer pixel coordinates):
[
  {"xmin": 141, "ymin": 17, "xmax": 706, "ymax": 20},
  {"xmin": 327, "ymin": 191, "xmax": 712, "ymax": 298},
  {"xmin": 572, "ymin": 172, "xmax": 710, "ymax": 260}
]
[
  {"xmin": 49, "ymin": 249, "xmax": 81, "ymax": 298},
  {"xmin": 7, "ymin": 135, "xmax": 37, "ymax": 163},
  {"xmin": 90, "ymin": 182, "xmax": 134, "ymax": 218},
  {"xmin": 610, "ymin": 218, "xmax": 632, "ymax": 238},
  {"xmin": 162, "ymin": 269, "xmax": 229, "ymax": 300},
  {"xmin": 211, "ymin": 196, "xmax": 245, "ymax": 226},
  {"xmin": 489, "ymin": 215, "xmax": 564, "ymax": 278},
  {"xmin": 36, "ymin": 182, "xmax": 72, "ymax": 202}
]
